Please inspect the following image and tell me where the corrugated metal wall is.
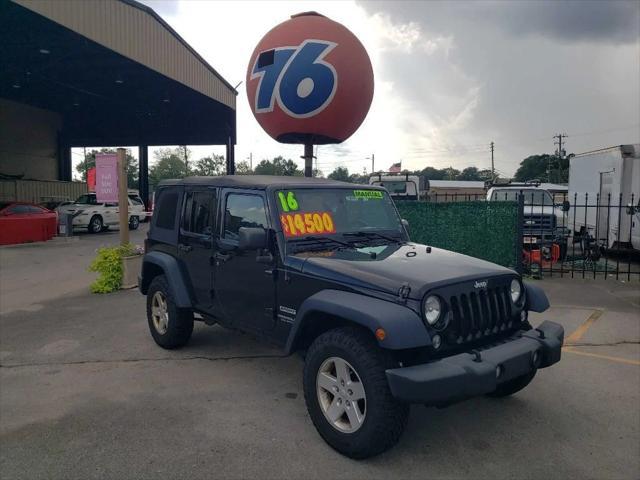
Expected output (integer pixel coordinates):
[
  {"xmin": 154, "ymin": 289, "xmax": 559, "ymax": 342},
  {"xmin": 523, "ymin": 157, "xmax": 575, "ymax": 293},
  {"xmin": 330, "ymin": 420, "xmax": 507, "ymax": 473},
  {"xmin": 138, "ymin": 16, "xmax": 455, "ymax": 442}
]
[
  {"xmin": 14, "ymin": 0, "xmax": 236, "ymax": 110},
  {"xmin": 0, "ymin": 180, "xmax": 87, "ymax": 204}
]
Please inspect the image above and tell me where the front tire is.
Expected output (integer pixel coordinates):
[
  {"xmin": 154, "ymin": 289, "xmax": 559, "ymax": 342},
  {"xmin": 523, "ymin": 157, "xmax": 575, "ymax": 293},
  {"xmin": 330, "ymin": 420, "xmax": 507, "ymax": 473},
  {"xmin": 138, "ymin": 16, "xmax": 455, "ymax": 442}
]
[
  {"xmin": 88, "ymin": 215, "xmax": 103, "ymax": 234},
  {"xmin": 146, "ymin": 275, "xmax": 193, "ymax": 349},
  {"xmin": 303, "ymin": 326, "xmax": 409, "ymax": 459},
  {"xmin": 129, "ymin": 215, "xmax": 140, "ymax": 230},
  {"xmin": 487, "ymin": 370, "xmax": 536, "ymax": 398}
]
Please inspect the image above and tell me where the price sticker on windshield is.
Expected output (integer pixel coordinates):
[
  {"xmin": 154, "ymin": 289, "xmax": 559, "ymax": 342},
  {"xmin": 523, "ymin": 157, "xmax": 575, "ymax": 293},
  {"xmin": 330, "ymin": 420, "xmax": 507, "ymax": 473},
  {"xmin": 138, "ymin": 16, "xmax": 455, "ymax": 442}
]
[{"xmin": 281, "ymin": 212, "xmax": 336, "ymax": 237}]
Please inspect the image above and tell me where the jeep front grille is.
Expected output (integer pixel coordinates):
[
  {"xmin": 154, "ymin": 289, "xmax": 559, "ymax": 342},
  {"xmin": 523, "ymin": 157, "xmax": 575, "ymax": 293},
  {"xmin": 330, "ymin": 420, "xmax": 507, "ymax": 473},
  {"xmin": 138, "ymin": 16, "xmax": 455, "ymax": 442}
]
[{"xmin": 447, "ymin": 285, "xmax": 520, "ymax": 344}]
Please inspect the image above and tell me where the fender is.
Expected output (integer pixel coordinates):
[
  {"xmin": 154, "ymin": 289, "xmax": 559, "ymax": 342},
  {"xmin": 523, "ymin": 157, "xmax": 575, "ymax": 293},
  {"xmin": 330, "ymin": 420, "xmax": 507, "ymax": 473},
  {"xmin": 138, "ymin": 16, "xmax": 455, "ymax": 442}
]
[
  {"xmin": 285, "ymin": 289, "xmax": 432, "ymax": 354},
  {"xmin": 524, "ymin": 281, "xmax": 549, "ymax": 313},
  {"xmin": 140, "ymin": 251, "xmax": 192, "ymax": 308}
]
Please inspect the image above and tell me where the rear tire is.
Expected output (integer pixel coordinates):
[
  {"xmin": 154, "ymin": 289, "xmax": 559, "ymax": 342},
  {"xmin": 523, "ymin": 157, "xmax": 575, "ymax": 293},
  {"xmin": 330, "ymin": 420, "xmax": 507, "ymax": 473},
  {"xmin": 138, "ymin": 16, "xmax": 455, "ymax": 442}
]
[
  {"xmin": 487, "ymin": 370, "xmax": 536, "ymax": 398},
  {"xmin": 146, "ymin": 275, "xmax": 193, "ymax": 349},
  {"xmin": 303, "ymin": 326, "xmax": 409, "ymax": 459}
]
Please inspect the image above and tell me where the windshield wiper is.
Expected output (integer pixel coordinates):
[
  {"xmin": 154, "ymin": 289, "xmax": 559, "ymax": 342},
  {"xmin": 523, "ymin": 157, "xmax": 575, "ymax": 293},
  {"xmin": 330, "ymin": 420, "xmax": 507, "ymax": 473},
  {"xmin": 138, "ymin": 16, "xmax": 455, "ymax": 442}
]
[
  {"xmin": 289, "ymin": 235, "xmax": 354, "ymax": 252},
  {"xmin": 343, "ymin": 231, "xmax": 403, "ymax": 244}
]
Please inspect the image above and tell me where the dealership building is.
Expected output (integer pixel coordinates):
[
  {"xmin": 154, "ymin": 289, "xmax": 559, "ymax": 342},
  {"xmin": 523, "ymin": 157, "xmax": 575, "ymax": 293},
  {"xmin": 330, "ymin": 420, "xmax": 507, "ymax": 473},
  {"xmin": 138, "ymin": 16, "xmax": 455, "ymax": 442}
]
[{"xmin": 0, "ymin": 0, "xmax": 237, "ymax": 205}]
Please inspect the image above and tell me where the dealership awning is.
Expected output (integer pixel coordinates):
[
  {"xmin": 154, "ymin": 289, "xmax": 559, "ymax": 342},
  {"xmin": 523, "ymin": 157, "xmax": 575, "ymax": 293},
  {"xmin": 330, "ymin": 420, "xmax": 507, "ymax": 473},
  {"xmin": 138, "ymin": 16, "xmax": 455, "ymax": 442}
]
[{"xmin": 0, "ymin": 0, "xmax": 237, "ymax": 192}]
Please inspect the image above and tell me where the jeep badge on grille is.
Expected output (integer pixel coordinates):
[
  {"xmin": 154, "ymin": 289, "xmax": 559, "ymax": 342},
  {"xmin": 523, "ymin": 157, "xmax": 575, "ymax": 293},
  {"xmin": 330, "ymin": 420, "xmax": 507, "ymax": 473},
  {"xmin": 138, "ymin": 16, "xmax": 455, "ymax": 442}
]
[{"xmin": 474, "ymin": 280, "xmax": 488, "ymax": 289}]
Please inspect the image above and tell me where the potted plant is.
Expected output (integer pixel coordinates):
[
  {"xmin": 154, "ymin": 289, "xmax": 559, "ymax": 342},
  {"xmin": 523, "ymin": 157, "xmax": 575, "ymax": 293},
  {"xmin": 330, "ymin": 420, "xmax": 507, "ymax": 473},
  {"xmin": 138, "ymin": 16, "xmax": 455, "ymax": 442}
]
[{"xmin": 88, "ymin": 243, "xmax": 144, "ymax": 293}]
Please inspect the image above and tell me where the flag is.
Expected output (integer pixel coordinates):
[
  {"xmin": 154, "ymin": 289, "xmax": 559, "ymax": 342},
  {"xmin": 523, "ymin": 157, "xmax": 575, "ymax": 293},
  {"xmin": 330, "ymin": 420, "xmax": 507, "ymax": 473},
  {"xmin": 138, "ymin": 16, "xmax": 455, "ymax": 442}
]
[{"xmin": 388, "ymin": 162, "xmax": 401, "ymax": 173}]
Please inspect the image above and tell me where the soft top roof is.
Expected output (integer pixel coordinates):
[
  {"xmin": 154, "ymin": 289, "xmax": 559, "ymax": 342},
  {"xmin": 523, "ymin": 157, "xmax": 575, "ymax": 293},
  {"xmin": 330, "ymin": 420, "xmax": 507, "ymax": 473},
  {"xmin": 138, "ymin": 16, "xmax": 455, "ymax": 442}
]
[{"xmin": 158, "ymin": 175, "xmax": 385, "ymax": 191}]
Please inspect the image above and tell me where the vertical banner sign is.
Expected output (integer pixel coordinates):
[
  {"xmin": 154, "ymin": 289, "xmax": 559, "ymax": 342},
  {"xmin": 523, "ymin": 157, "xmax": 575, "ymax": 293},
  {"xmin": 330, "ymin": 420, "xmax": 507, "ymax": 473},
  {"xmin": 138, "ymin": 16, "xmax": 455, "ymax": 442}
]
[
  {"xmin": 87, "ymin": 167, "xmax": 96, "ymax": 192},
  {"xmin": 95, "ymin": 154, "xmax": 118, "ymax": 203}
]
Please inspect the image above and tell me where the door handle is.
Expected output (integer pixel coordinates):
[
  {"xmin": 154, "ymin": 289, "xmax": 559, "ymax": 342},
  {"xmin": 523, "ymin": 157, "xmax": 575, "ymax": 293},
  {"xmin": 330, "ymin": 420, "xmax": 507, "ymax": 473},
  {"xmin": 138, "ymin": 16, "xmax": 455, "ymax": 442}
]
[
  {"xmin": 214, "ymin": 252, "xmax": 231, "ymax": 263},
  {"xmin": 178, "ymin": 244, "xmax": 193, "ymax": 253}
]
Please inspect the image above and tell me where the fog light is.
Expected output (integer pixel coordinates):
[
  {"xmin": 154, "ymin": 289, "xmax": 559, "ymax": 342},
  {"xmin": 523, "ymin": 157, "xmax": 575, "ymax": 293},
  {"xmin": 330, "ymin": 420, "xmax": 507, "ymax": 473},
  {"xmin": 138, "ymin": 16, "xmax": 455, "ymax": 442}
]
[
  {"xmin": 496, "ymin": 365, "xmax": 503, "ymax": 378},
  {"xmin": 432, "ymin": 334, "xmax": 442, "ymax": 350}
]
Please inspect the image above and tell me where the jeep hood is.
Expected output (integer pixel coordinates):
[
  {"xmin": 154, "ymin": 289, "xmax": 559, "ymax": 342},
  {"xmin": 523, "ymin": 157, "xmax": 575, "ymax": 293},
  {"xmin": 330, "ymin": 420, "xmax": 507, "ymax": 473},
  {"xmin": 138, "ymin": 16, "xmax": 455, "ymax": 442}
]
[{"xmin": 296, "ymin": 243, "xmax": 515, "ymax": 300}]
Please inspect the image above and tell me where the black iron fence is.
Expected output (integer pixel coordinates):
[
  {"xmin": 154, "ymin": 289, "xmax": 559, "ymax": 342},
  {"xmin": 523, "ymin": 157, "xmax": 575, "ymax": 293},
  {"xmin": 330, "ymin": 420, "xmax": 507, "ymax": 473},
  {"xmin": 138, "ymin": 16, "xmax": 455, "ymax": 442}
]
[
  {"xmin": 397, "ymin": 192, "xmax": 639, "ymax": 280},
  {"xmin": 527, "ymin": 192, "xmax": 639, "ymax": 281}
]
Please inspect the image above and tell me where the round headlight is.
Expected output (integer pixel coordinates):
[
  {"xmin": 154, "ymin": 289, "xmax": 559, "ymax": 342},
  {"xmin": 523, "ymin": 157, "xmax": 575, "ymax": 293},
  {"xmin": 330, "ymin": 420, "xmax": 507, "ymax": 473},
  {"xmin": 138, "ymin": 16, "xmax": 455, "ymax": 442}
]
[
  {"xmin": 424, "ymin": 295, "xmax": 442, "ymax": 325},
  {"xmin": 510, "ymin": 279, "xmax": 522, "ymax": 303}
]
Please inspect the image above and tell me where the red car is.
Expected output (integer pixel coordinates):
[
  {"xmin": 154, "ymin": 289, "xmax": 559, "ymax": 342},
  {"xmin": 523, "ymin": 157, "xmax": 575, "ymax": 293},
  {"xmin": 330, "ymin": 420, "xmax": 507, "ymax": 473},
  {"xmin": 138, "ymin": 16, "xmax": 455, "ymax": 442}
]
[{"xmin": 0, "ymin": 202, "xmax": 58, "ymax": 245}]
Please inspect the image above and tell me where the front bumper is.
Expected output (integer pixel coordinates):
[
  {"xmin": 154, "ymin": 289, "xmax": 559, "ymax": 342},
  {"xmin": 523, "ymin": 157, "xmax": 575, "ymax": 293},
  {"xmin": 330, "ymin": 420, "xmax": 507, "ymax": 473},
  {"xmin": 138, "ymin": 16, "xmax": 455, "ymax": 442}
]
[{"xmin": 386, "ymin": 321, "xmax": 564, "ymax": 405}]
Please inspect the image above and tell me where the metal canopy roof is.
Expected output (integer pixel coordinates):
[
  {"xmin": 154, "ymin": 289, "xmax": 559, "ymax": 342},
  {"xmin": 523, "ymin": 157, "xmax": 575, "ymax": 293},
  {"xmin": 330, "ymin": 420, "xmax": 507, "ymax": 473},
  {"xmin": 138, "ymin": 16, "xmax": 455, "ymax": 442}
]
[{"xmin": 0, "ymin": 0, "xmax": 236, "ymax": 146}]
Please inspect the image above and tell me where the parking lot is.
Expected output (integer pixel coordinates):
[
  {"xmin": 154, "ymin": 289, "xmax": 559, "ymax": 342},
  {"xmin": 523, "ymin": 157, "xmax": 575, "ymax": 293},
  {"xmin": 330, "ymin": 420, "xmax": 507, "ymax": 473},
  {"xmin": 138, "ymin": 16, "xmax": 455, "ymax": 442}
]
[{"xmin": 1, "ymin": 232, "xmax": 639, "ymax": 479}]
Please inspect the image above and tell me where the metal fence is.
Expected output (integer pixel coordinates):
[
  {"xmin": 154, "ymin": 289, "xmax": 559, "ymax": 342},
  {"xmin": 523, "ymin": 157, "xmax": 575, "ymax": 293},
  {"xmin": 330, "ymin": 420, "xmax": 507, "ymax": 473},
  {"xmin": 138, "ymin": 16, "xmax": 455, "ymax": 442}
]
[{"xmin": 524, "ymin": 192, "xmax": 639, "ymax": 281}]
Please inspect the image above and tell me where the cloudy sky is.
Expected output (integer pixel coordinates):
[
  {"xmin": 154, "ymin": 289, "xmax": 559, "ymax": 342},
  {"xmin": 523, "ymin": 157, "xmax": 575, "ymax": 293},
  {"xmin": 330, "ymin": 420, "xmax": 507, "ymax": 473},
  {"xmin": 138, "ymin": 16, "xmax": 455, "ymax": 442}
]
[{"xmin": 132, "ymin": 0, "xmax": 639, "ymax": 177}]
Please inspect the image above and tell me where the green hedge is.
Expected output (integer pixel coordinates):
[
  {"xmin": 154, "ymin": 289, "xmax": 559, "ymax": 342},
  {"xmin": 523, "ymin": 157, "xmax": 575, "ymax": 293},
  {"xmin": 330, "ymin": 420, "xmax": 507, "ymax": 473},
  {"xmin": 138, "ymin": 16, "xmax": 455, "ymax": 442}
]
[{"xmin": 396, "ymin": 201, "xmax": 519, "ymax": 269}]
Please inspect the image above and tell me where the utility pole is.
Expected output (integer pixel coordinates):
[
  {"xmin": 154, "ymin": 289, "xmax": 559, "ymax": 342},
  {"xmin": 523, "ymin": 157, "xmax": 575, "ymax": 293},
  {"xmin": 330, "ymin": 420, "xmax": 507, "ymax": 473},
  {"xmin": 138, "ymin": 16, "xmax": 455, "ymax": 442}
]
[
  {"xmin": 248, "ymin": 152, "xmax": 253, "ymax": 171},
  {"xmin": 490, "ymin": 142, "xmax": 495, "ymax": 180},
  {"xmin": 182, "ymin": 145, "xmax": 189, "ymax": 176},
  {"xmin": 371, "ymin": 153, "xmax": 375, "ymax": 174},
  {"xmin": 552, "ymin": 133, "xmax": 568, "ymax": 182}
]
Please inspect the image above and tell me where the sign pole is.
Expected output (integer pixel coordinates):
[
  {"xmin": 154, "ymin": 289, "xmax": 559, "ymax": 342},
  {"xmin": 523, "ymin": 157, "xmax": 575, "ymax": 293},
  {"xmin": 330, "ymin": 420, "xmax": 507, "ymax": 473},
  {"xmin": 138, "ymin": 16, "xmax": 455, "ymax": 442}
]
[
  {"xmin": 117, "ymin": 148, "xmax": 129, "ymax": 246},
  {"xmin": 303, "ymin": 143, "xmax": 314, "ymax": 177}
]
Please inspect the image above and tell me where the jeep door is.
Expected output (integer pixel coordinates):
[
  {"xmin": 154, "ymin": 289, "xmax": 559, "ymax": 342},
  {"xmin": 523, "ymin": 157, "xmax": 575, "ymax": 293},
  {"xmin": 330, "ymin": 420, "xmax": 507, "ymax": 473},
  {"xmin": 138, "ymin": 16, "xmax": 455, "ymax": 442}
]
[
  {"xmin": 178, "ymin": 188, "xmax": 217, "ymax": 310},
  {"xmin": 214, "ymin": 190, "xmax": 275, "ymax": 332}
]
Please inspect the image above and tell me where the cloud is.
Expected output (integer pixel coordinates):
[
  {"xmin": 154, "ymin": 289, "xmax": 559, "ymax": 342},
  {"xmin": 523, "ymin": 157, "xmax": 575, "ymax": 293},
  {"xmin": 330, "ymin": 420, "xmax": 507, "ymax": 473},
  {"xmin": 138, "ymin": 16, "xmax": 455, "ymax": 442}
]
[{"xmin": 124, "ymin": 0, "xmax": 639, "ymax": 178}]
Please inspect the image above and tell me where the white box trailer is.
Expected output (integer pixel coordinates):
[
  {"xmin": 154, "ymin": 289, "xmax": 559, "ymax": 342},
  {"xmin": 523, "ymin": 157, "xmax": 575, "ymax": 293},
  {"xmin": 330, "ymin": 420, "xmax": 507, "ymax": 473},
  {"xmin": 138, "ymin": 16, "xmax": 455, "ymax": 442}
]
[{"xmin": 568, "ymin": 144, "xmax": 640, "ymax": 251}]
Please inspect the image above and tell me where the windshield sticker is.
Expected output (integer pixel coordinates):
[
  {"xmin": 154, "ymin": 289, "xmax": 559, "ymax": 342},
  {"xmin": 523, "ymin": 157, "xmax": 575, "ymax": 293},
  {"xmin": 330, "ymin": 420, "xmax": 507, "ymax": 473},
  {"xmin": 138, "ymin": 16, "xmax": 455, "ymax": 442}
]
[
  {"xmin": 277, "ymin": 191, "xmax": 299, "ymax": 212},
  {"xmin": 281, "ymin": 211, "xmax": 336, "ymax": 237},
  {"xmin": 353, "ymin": 190, "xmax": 383, "ymax": 199}
]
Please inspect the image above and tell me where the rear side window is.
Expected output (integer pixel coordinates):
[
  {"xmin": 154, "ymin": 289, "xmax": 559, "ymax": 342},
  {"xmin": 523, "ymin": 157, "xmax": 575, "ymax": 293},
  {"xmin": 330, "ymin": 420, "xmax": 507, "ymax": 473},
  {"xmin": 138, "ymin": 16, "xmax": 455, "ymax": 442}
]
[
  {"xmin": 155, "ymin": 190, "xmax": 179, "ymax": 229},
  {"xmin": 128, "ymin": 195, "xmax": 143, "ymax": 206},
  {"xmin": 182, "ymin": 191, "xmax": 216, "ymax": 235},
  {"xmin": 223, "ymin": 194, "xmax": 267, "ymax": 240}
]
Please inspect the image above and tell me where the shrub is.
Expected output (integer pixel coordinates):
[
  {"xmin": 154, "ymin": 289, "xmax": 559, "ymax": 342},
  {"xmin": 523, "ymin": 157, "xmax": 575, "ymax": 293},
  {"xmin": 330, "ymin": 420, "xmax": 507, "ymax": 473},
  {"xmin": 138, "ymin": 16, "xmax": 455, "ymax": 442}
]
[{"xmin": 88, "ymin": 244, "xmax": 139, "ymax": 293}]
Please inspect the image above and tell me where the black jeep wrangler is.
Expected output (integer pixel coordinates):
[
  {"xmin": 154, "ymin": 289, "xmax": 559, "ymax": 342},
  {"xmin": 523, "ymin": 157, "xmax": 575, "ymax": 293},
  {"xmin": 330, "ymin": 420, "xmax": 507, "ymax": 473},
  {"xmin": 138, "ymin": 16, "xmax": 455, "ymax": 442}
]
[{"xmin": 140, "ymin": 175, "xmax": 563, "ymax": 458}]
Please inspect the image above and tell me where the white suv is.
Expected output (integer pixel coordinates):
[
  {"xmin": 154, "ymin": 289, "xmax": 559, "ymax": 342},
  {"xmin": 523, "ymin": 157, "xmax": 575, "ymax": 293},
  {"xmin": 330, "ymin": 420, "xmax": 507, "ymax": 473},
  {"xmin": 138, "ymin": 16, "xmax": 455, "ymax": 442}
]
[{"xmin": 57, "ymin": 191, "xmax": 149, "ymax": 233}]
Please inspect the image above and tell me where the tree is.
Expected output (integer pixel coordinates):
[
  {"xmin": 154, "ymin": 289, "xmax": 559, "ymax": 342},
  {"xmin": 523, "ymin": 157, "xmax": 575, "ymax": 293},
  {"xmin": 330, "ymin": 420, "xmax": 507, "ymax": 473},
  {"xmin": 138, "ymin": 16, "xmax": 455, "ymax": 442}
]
[
  {"xmin": 457, "ymin": 166, "xmax": 481, "ymax": 181},
  {"xmin": 193, "ymin": 154, "xmax": 225, "ymax": 176},
  {"xmin": 513, "ymin": 154, "xmax": 568, "ymax": 183},
  {"xmin": 417, "ymin": 167, "xmax": 446, "ymax": 180},
  {"xmin": 253, "ymin": 156, "xmax": 301, "ymax": 176},
  {"xmin": 312, "ymin": 169, "xmax": 324, "ymax": 178},
  {"xmin": 235, "ymin": 161, "xmax": 253, "ymax": 175},
  {"xmin": 149, "ymin": 147, "xmax": 192, "ymax": 188},
  {"xmin": 442, "ymin": 167, "xmax": 460, "ymax": 180},
  {"xmin": 328, "ymin": 166, "xmax": 350, "ymax": 182},
  {"xmin": 76, "ymin": 148, "xmax": 138, "ymax": 188}
]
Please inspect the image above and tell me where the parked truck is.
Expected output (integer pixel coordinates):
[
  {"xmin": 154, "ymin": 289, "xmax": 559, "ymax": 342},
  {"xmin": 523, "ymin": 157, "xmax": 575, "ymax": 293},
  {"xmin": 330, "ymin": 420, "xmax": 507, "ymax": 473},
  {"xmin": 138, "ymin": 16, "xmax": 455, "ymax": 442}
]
[
  {"xmin": 368, "ymin": 173, "xmax": 428, "ymax": 201},
  {"xmin": 568, "ymin": 144, "xmax": 640, "ymax": 252}
]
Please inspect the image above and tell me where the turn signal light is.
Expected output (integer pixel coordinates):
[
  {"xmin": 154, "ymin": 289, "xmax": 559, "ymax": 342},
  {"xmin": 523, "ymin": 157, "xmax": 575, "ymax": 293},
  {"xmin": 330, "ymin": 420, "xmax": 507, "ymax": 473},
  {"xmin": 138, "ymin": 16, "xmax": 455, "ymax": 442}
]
[{"xmin": 375, "ymin": 328, "xmax": 386, "ymax": 341}]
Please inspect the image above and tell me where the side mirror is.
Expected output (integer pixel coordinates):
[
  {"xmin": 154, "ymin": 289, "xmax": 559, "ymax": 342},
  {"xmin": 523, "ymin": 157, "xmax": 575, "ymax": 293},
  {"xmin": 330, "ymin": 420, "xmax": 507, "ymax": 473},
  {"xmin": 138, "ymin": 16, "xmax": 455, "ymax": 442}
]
[
  {"xmin": 401, "ymin": 218, "xmax": 410, "ymax": 234},
  {"xmin": 561, "ymin": 200, "xmax": 570, "ymax": 212},
  {"xmin": 238, "ymin": 227, "xmax": 267, "ymax": 251}
]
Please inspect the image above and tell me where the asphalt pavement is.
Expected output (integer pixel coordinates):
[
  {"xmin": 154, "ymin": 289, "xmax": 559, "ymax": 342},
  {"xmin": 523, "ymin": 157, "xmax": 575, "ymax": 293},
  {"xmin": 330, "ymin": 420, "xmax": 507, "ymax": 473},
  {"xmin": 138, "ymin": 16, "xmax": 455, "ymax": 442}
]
[{"xmin": 0, "ymin": 235, "xmax": 639, "ymax": 479}]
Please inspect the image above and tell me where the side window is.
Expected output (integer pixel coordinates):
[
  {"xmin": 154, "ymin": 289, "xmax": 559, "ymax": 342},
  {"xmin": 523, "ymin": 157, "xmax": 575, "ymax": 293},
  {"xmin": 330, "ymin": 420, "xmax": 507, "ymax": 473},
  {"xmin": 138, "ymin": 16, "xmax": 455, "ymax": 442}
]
[
  {"xmin": 155, "ymin": 190, "xmax": 179, "ymax": 230},
  {"xmin": 223, "ymin": 194, "xmax": 267, "ymax": 241},
  {"xmin": 8, "ymin": 205, "xmax": 30, "ymax": 214},
  {"xmin": 182, "ymin": 191, "xmax": 215, "ymax": 235},
  {"xmin": 128, "ymin": 195, "xmax": 143, "ymax": 206}
]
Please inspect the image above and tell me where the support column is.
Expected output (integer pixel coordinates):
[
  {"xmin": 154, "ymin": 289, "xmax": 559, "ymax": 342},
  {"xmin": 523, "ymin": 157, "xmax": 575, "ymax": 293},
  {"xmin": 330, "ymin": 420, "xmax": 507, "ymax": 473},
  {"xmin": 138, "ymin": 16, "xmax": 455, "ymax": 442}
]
[
  {"xmin": 226, "ymin": 136, "xmax": 235, "ymax": 175},
  {"xmin": 138, "ymin": 145, "xmax": 149, "ymax": 208},
  {"xmin": 57, "ymin": 135, "xmax": 72, "ymax": 181},
  {"xmin": 303, "ymin": 143, "xmax": 314, "ymax": 177}
]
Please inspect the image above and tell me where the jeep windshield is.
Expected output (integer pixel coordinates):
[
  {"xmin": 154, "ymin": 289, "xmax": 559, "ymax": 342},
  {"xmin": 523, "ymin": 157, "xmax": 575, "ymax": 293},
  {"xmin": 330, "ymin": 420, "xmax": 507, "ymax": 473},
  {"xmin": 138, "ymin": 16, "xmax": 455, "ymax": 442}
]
[
  {"xmin": 274, "ymin": 188, "xmax": 405, "ymax": 250},
  {"xmin": 491, "ymin": 189, "xmax": 553, "ymax": 205}
]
